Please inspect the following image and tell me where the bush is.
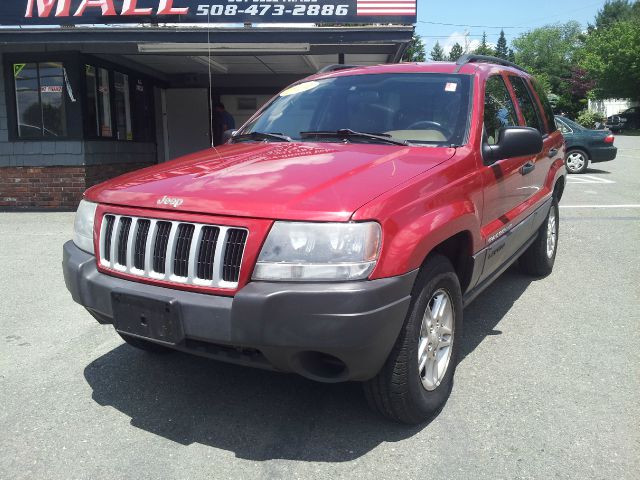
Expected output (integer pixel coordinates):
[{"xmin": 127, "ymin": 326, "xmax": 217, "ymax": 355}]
[{"xmin": 576, "ymin": 110, "xmax": 607, "ymax": 128}]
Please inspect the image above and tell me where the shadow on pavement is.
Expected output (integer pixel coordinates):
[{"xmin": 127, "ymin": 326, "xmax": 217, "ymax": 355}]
[
  {"xmin": 459, "ymin": 264, "xmax": 535, "ymax": 362},
  {"xmin": 84, "ymin": 264, "xmax": 536, "ymax": 461},
  {"xmin": 585, "ymin": 167, "xmax": 612, "ymax": 174},
  {"xmin": 84, "ymin": 344, "xmax": 421, "ymax": 462}
]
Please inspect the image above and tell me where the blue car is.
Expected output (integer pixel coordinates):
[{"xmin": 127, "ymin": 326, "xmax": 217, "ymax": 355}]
[{"xmin": 555, "ymin": 116, "xmax": 617, "ymax": 174}]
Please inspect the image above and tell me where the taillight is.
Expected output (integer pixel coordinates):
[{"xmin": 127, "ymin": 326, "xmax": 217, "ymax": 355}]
[{"xmin": 604, "ymin": 134, "xmax": 615, "ymax": 144}]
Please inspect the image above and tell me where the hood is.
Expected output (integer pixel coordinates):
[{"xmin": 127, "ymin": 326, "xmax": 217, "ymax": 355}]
[{"xmin": 86, "ymin": 142, "xmax": 456, "ymax": 221}]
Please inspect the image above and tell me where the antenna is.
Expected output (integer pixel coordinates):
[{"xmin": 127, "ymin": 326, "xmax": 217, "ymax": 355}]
[
  {"xmin": 205, "ymin": 9, "xmax": 224, "ymax": 162},
  {"xmin": 207, "ymin": 10, "xmax": 215, "ymax": 148}
]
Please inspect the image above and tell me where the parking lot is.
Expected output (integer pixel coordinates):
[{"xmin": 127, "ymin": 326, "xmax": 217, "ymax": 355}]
[{"xmin": 1, "ymin": 136, "xmax": 638, "ymax": 480}]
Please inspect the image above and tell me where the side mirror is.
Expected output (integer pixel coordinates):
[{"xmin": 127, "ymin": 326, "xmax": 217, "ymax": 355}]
[
  {"xmin": 483, "ymin": 127, "xmax": 543, "ymax": 164},
  {"xmin": 223, "ymin": 129, "xmax": 238, "ymax": 143}
]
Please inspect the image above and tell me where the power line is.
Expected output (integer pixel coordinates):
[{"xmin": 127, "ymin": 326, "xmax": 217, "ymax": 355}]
[{"xmin": 418, "ymin": 21, "xmax": 517, "ymax": 29}]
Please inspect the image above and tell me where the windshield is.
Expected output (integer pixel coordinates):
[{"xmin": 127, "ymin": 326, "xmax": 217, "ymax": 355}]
[{"xmin": 240, "ymin": 73, "xmax": 472, "ymax": 146}]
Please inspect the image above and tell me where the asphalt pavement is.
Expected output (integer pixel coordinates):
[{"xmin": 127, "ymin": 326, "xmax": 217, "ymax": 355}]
[{"xmin": 1, "ymin": 136, "xmax": 639, "ymax": 480}]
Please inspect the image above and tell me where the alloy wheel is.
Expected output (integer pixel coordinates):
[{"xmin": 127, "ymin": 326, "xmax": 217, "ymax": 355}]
[{"xmin": 418, "ymin": 289, "xmax": 454, "ymax": 391}]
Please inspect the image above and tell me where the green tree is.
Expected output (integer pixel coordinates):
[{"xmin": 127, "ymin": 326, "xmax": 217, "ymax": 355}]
[
  {"xmin": 590, "ymin": 0, "xmax": 635, "ymax": 29},
  {"xmin": 581, "ymin": 16, "xmax": 640, "ymax": 100},
  {"xmin": 512, "ymin": 22, "xmax": 584, "ymax": 115},
  {"xmin": 449, "ymin": 42, "xmax": 464, "ymax": 61},
  {"xmin": 507, "ymin": 48, "xmax": 516, "ymax": 63},
  {"xmin": 402, "ymin": 34, "xmax": 426, "ymax": 62},
  {"xmin": 495, "ymin": 30, "xmax": 508, "ymax": 59},
  {"xmin": 430, "ymin": 41, "xmax": 446, "ymax": 61},
  {"xmin": 512, "ymin": 21, "xmax": 583, "ymax": 80},
  {"xmin": 474, "ymin": 32, "xmax": 495, "ymax": 56}
]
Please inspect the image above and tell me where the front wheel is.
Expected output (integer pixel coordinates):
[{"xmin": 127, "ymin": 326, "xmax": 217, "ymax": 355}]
[
  {"xmin": 519, "ymin": 197, "xmax": 559, "ymax": 277},
  {"xmin": 565, "ymin": 149, "xmax": 589, "ymax": 174},
  {"xmin": 364, "ymin": 254, "xmax": 463, "ymax": 424}
]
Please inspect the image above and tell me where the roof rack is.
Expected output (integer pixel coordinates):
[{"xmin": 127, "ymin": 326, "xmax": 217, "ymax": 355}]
[
  {"xmin": 316, "ymin": 64, "xmax": 362, "ymax": 74},
  {"xmin": 454, "ymin": 54, "xmax": 528, "ymax": 73}
]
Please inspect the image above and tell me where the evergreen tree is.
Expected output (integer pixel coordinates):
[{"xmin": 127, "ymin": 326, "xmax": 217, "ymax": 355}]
[
  {"xmin": 495, "ymin": 30, "xmax": 509, "ymax": 59},
  {"xmin": 474, "ymin": 32, "xmax": 495, "ymax": 56},
  {"xmin": 402, "ymin": 34, "xmax": 426, "ymax": 62},
  {"xmin": 508, "ymin": 48, "xmax": 516, "ymax": 63},
  {"xmin": 430, "ymin": 41, "xmax": 445, "ymax": 61},
  {"xmin": 448, "ymin": 42, "xmax": 464, "ymax": 61}
]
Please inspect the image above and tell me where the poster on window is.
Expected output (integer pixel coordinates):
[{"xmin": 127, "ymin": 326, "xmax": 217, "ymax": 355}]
[{"xmin": 4, "ymin": 0, "xmax": 416, "ymax": 25}]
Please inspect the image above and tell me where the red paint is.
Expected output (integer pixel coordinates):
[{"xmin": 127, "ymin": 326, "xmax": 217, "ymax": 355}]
[
  {"xmin": 156, "ymin": 0, "xmax": 188, "ymax": 15},
  {"xmin": 85, "ymin": 61, "xmax": 566, "ymax": 294},
  {"xmin": 121, "ymin": 0, "xmax": 153, "ymax": 16},
  {"xmin": 74, "ymin": 0, "xmax": 116, "ymax": 16}
]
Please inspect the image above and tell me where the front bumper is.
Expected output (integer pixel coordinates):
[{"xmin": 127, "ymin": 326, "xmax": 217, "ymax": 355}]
[{"xmin": 63, "ymin": 241, "xmax": 417, "ymax": 382}]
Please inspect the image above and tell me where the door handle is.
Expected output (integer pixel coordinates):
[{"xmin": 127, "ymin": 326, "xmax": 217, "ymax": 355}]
[
  {"xmin": 547, "ymin": 148, "xmax": 559, "ymax": 158},
  {"xmin": 521, "ymin": 161, "xmax": 535, "ymax": 175}
]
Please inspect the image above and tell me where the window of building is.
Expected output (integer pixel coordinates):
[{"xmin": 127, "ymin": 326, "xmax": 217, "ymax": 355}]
[
  {"xmin": 509, "ymin": 76, "xmax": 543, "ymax": 133},
  {"xmin": 132, "ymin": 78, "xmax": 155, "ymax": 142},
  {"xmin": 483, "ymin": 75, "xmax": 518, "ymax": 145},
  {"xmin": 114, "ymin": 72, "xmax": 132, "ymax": 140},
  {"xmin": 13, "ymin": 62, "xmax": 68, "ymax": 138},
  {"xmin": 85, "ymin": 64, "xmax": 153, "ymax": 142}
]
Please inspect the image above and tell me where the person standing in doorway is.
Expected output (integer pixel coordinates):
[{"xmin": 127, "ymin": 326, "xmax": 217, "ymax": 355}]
[{"xmin": 215, "ymin": 102, "xmax": 235, "ymax": 145}]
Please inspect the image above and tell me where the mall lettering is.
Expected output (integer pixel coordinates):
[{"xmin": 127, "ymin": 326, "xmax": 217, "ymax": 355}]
[{"xmin": 25, "ymin": 0, "xmax": 189, "ymax": 18}]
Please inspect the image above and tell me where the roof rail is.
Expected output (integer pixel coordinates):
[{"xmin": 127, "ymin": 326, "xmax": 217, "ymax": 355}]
[
  {"xmin": 316, "ymin": 64, "xmax": 361, "ymax": 74},
  {"xmin": 454, "ymin": 54, "xmax": 528, "ymax": 73}
]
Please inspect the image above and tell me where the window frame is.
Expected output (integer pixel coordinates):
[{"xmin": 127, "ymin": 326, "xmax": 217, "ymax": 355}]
[
  {"xmin": 4, "ymin": 52, "xmax": 159, "ymax": 143},
  {"xmin": 527, "ymin": 77, "xmax": 558, "ymax": 136},
  {"xmin": 4, "ymin": 53, "xmax": 82, "ymax": 142},
  {"xmin": 508, "ymin": 75, "xmax": 545, "ymax": 135},
  {"xmin": 81, "ymin": 55, "xmax": 157, "ymax": 143},
  {"xmin": 482, "ymin": 73, "xmax": 519, "ymax": 146}
]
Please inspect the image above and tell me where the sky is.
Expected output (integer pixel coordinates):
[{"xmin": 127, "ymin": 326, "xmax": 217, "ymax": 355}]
[{"xmin": 415, "ymin": 0, "xmax": 609, "ymax": 56}]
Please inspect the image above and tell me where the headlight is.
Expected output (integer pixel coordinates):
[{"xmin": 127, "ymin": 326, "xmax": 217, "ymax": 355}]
[
  {"xmin": 72, "ymin": 200, "xmax": 98, "ymax": 254},
  {"xmin": 253, "ymin": 222, "xmax": 381, "ymax": 281}
]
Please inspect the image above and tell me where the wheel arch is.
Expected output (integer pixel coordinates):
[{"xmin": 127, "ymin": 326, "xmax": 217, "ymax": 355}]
[{"xmin": 421, "ymin": 230, "xmax": 475, "ymax": 294}]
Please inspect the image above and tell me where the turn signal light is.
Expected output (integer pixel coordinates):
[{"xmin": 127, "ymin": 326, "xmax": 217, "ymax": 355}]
[{"xmin": 604, "ymin": 135, "xmax": 615, "ymax": 144}]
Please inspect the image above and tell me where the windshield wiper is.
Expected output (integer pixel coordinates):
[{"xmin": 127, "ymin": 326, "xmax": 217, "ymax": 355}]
[
  {"xmin": 300, "ymin": 129, "xmax": 408, "ymax": 146},
  {"xmin": 231, "ymin": 131, "xmax": 292, "ymax": 143}
]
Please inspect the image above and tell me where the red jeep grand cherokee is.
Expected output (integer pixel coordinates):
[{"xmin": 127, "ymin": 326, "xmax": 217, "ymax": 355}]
[{"xmin": 63, "ymin": 55, "xmax": 566, "ymax": 424}]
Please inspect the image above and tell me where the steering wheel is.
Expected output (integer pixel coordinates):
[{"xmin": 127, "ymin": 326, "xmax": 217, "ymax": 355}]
[{"xmin": 405, "ymin": 120, "xmax": 450, "ymax": 137}]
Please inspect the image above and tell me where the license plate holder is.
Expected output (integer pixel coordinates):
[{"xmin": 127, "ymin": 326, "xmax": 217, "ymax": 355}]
[{"xmin": 111, "ymin": 290, "xmax": 184, "ymax": 345}]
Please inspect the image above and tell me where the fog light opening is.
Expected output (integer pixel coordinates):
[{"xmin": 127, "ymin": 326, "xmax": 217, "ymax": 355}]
[{"xmin": 295, "ymin": 351, "xmax": 348, "ymax": 381}]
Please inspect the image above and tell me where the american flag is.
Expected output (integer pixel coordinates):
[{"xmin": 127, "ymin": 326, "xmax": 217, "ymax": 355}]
[{"xmin": 356, "ymin": 0, "xmax": 417, "ymax": 16}]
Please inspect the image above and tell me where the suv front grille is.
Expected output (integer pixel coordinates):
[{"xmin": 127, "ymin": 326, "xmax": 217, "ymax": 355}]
[{"xmin": 99, "ymin": 215, "xmax": 248, "ymax": 289}]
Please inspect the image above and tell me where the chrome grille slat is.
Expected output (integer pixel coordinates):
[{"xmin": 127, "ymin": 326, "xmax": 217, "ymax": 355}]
[
  {"xmin": 98, "ymin": 215, "xmax": 247, "ymax": 289},
  {"xmin": 109, "ymin": 215, "xmax": 121, "ymax": 270}
]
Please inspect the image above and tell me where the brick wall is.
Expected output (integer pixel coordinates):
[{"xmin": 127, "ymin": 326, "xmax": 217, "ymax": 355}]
[{"xmin": 0, "ymin": 162, "xmax": 152, "ymax": 209}]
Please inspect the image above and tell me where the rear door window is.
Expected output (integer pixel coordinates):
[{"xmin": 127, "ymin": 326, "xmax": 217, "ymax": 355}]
[
  {"xmin": 509, "ymin": 76, "xmax": 543, "ymax": 133},
  {"xmin": 529, "ymin": 79, "xmax": 558, "ymax": 134},
  {"xmin": 483, "ymin": 75, "xmax": 518, "ymax": 145}
]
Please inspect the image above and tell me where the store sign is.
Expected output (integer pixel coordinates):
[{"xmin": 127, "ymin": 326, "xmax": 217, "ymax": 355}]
[{"xmin": 2, "ymin": 0, "xmax": 416, "ymax": 25}]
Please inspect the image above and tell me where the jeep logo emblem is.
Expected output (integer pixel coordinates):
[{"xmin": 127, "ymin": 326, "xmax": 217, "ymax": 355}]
[{"xmin": 157, "ymin": 196, "xmax": 184, "ymax": 208}]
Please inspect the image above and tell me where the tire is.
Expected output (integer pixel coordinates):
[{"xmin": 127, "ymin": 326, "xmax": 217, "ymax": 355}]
[
  {"xmin": 565, "ymin": 149, "xmax": 589, "ymax": 174},
  {"xmin": 519, "ymin": 197, "xmax": 559, "ymax": 277},
  {"xmin": 364, "ymin": 254, "xmax": 463, "ymax": 424},
  {"xmin": 118, "ymin": 332, "xmax": 174, "ymax": 354}
]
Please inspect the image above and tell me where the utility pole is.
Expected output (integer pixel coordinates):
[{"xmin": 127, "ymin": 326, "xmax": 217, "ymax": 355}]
[{"xmin": 463, "ymin": 30, "xmax": 470, "ymax": 54}]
